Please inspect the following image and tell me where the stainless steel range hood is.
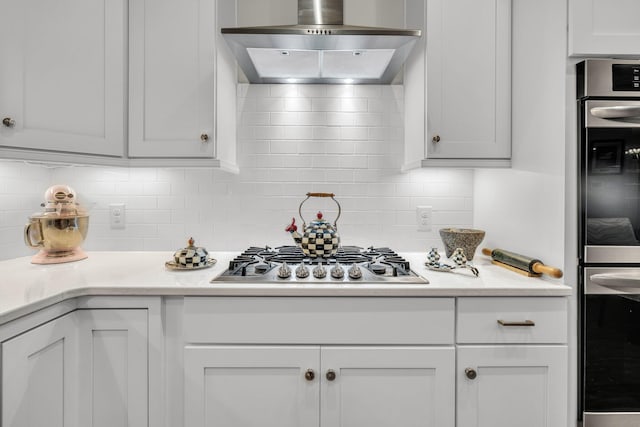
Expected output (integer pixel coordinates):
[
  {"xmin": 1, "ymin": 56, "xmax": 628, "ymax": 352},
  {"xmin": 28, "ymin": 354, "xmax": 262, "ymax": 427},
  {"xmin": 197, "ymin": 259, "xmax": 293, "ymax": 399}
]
[{"xmin": 221, "ymin": 0, "xmax": 421, "ymax": 84}]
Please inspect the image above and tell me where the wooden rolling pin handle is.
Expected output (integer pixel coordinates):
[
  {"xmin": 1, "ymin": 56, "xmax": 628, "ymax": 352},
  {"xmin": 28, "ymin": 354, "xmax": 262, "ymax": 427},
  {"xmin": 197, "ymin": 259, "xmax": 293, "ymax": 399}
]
[
  {"xmin": 481, "ymin": 248, "xmax": 493, "ymax": 256},
  {"xmin": 531, "ymin": 262, "xmax": 563, "ymax": 279}
]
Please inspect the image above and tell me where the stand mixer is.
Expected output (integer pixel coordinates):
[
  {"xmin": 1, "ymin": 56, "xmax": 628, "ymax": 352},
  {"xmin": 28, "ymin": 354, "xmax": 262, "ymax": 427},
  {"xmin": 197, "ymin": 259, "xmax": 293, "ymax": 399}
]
[{"xmin": 24, "ymin": 185, "xmax": 89, "ymax": 264}]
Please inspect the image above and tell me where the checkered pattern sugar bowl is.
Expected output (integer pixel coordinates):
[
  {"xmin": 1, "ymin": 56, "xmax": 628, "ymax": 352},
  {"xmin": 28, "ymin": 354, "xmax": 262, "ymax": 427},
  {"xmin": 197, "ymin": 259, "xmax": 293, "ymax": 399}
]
[
  {"xmin": 285, "ymin": 192, "xmax": 341, "ymax": 258},
  {"xmin": 168, "ymin": 237, "xmax": 212, "ymax": 269}
]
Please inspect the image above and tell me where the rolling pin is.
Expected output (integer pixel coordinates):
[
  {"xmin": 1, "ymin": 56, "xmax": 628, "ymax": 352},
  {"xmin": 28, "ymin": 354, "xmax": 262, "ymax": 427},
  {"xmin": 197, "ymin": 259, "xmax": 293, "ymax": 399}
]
[{"xmin": 481, "ymin": 248, "xmax": 563, "ymax": 278}]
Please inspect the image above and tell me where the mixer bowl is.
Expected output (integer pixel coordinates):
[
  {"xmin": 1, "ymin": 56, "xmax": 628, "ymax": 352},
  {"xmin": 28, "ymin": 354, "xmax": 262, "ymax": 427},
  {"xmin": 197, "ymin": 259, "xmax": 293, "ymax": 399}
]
[{"xmin": 25, "ymin": 215, "xmax": 89, "ymax": 254}]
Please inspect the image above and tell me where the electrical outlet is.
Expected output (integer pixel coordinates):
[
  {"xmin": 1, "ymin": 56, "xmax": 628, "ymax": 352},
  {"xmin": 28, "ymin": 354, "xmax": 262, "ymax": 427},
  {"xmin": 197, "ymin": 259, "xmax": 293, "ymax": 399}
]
[
  {"xmin": 416, "ymin": 206, "xmax": 432, "ymax": 232},
  {"xmin": 109, "ymin": 203, "xmax": 126, "ymax": 229}
]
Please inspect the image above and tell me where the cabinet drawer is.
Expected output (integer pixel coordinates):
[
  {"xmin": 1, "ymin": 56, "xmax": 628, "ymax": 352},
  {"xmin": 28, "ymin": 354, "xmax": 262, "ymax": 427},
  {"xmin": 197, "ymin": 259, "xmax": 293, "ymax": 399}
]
[
  {"xmin": 457, "ymin": 297, "xmax": 567, "ymax": 344},
  {"xmin": 183, "ymin": 297, "xmax": 455, "ymax": 345}
]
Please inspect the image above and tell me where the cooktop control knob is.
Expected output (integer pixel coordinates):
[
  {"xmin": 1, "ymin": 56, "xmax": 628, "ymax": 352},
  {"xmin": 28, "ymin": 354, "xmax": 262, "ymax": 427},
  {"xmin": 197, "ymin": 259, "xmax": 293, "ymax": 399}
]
[
  {"xmin": 348, "ymin": 263, "xmax": 362, "ymax": 280},
  {"xmin": 313, "ymin": 264, "xmax": 327, "ymax": 279},
  {"xmin": 295, "ymin": 263, "xmax": 310, "ymax": 278},
  {"xmin": 330, "ymin": 264, "xmax": 344, "ymax": 279},
  {"xmin": 277, "ymin": 262, "xmax": 291, "ymax": 279}
]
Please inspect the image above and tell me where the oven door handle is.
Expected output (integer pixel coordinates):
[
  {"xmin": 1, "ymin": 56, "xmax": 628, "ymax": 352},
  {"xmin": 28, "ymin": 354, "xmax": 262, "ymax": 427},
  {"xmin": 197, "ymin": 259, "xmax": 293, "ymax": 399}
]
[
  {"xmin": 590, "ymin": 273, "xmax": 640, "ymax": 288},
  {"xmin": 590, "ymin": 106, "xmax": 640, "ymax": 119}
]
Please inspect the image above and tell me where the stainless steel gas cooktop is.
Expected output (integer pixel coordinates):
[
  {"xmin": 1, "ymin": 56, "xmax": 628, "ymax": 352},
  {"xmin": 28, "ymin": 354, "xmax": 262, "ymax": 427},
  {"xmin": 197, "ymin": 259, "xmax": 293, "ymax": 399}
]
[{"xmin": 211, "ymin": 246, "xmax": 428, "ymax": 284}]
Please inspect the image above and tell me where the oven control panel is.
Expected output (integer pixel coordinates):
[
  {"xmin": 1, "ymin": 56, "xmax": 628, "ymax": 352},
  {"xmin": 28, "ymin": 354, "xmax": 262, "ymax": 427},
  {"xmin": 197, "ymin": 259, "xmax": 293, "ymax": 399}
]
[{"xmin": 613, "ymin": 64, "xmax": 640, "ymax": 91}]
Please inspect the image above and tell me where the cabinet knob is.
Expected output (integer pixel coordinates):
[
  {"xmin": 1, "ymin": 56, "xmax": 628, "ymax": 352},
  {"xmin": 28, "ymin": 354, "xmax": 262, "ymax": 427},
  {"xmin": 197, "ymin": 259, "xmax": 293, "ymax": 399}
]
[
  {"xmin": 432, "ymin": 134, "xmax": 441, "ymax": 143},
  {"xmin": 200, "ymin": 133, "xmax": 209, "ymax": 142},
  {"xmin": 304, "ymin": 369, "xmax": 315, "ymax": 381},
  {"xmin": 2, "ymin": 117, "xmax": 15, "ymax": 128},
  {"xmin": 465, "ymin": 367, "xmax": 477, "ymax": 380},
  {"xmin": 326, "ymin": 369, "xmax": 337, "ymax": 381}
]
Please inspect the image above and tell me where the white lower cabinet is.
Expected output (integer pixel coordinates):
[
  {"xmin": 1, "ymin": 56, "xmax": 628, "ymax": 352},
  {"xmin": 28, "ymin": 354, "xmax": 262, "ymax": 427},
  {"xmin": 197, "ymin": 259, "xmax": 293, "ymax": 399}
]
[
  {"xmin": 76, "ymin": 309, "xmax": 149, "ymax": 427},
  {"xmin": 184, "ymin": 345, "xmax": 455, "ymax": 427},
  {"xmin": 2, "ymin": 312, "xmax": 78, "ymax": 427},
  {"xmin": 1, "ymin": 296, "xmax": 570, "ymax": 427},
  {"xmin": 1, "ymin": 308, "xmax": 148, "ymax": 427},
  {"xmin": 456, "ymin": 346, "xmax": 568, "ymax": 427},
  {"xmin": 321, "ymin": 346, "xmax": 454, "ymax": 427},
  {"xmin": 455, "ymin": 297, "xmax": 568, "ymax": 427}
]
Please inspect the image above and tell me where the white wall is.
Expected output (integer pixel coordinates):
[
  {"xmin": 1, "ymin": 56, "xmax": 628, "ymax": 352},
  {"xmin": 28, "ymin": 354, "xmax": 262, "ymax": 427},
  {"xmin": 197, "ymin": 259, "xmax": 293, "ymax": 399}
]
[
  {"xmin": 474, "ymin": 0, "xmax": 567, "ymax": 274},
  {"xmin": 0, "ymin": 84, "xmax": 474, "ymax": 261}
]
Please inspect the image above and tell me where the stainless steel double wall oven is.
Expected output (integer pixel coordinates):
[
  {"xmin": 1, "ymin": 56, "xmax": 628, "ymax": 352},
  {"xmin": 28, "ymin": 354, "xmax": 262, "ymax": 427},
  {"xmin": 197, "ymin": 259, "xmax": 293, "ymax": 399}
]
[{"xmin": 578, "ymin": 59, "xmax": 640, "ymax": 426}]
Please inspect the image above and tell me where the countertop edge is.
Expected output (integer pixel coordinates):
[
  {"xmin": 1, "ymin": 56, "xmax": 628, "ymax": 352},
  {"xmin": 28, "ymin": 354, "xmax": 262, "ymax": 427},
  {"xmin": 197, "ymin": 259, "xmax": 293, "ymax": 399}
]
[{"xmin": 0, "ymin": 284, "xmax": 573, "ymax": 326}]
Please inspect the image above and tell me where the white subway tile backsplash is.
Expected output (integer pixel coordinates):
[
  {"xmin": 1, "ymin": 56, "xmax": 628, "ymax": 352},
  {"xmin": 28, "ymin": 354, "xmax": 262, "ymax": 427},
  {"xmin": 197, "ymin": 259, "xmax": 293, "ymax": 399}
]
[
  {"xmin": 325, "ymin": 169, "xmax": 355, "ymax": 183},
  {"xmin": 284, "ymin": 98, "xmax": 312, "ymax": 112},
  {"xmin": 341, "ymin": 127, "xmax": 369, "ymax": 140},
  {"xmin": 298, "ymin": 141, "xmax": 327, "ymax": 154},
  {"xmin": 354, "ymin": 113, "xmax": 384, "ymax": 127},
  {"xmin": 270, "ymin": 112, "xmax": 300, "ymax": 126},
  {"xmin": 338, "ymin": 156, "xmax": 368, "ymax": 169},
  {"xmin": 256, "ymin": 98, "xmax": 285, "ymax": 112},
  {"xmin": 354, "ymin": 85, "xmax": 383, "ymax": 98},
  {"xmin": 282, "ymin": 126, "xmax": 313, "ymax": 140},
  {"xmin": 254, "ymin": 125, "xmax": 285, "ymax": 140},
  {"xmin": 241, "ymin": 112, "xmax": 271, "ymax": 126},
  {"xmin": 269, "ymin": 84, "xmax": 298, "ymax": 98},
  {"xmin": 0, "ymin": 84, "xmax": 473, "ymax": 260},
  {"xmin": 325, "ymin": 141, "xmax": 355, "ymax": 154},
  {"xmin": 298, "ymin": 85, "xmax": 327, "ymax": 98},
  {"xmin": 310, "ymin": 126, "xmax": 338, "ymax": 140},
  {"xmin": 270, "ymin": 140, "xmax": 298, "ymax": 154},
  {"xmin": 243, "ymin": 85, "xmax": 270, "ymax": 98},
  {"xmin": 326, "ymin": 112, "xmax": 356, "ymax": 126},
  {"xmin": 341, "ymin": 98, "xmax": 368, "ymax": 112},
  {"xmin": 312, "ymin": 98, "xmax": 341, "ymax": 112}
]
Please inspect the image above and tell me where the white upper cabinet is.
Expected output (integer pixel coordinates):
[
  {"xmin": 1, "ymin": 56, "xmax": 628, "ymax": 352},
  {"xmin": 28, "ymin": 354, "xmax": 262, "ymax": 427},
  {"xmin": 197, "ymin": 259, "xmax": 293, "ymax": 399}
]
[
  {"xmin": 404, "ymin": 0, "xmax": 512, "ymax": 169},
  {"xmin": 0, "ymin": 0, "xmax": 238, "ymax": 169},
  {"xmin": 129, "ymin": 0, "xmax": 216, "ymax": 159},
  {"xmin": 128, "ymin": 0, "xmax": 237, "ymax": 169},
  {"xmin": 569, "ymin": 0, "xmax": 640, "ymax": 56},
  {"xmin": 0, "ymin": 0, "xmax": 126, "ymax": 157}
]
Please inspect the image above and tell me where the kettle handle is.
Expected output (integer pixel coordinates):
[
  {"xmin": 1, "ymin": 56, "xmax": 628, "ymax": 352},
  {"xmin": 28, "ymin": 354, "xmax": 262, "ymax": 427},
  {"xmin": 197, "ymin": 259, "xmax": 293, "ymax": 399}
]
[
  {"xmin": 299, "ymin": 192, "xmax": 342, "ymax": 227},
  {"xmin": 24, "ymin": 221, "xmax": 44, "ymax": 249}
]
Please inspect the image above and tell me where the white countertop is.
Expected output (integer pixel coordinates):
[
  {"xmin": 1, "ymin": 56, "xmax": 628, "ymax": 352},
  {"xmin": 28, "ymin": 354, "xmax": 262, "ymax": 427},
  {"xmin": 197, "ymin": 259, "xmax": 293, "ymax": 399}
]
[{"xmin": 0, "ymin": 251, "xmax": 572, "ymax": 325}]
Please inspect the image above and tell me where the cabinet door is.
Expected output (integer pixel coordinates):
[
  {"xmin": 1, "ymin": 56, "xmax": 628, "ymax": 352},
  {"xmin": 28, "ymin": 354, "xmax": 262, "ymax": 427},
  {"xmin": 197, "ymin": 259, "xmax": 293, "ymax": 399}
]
[
  {"xmin": 184, "ymin": 345, "xmax": 320, "ymax": 427},
  {"xmin": 457, "ymin": 345, "xmax": 567, "ymax": 427},
  {"xmin": 0, "ymin": 0, "xmax": 125, "ymax": 156},
  {"xmin": 2, "ymin": 312, "xmax": 78, "ymax": 427},
  {"xmin": 128, "ymin": 0, "xmax": 215, "ymax": 158},
  {"xmin": 321, "ymin": 346, "xmax": 455, "ymax": 427},
  {"xmin": 76, "ymin": 309, "xmax": 148, "ymax": 427},
  {"xmin": 425, "ymin": 0, "xmax": 511, "ymax": 159},
  {"xmin": 569, "ymin": 0, "xmax": 640, "ymax": 56}
]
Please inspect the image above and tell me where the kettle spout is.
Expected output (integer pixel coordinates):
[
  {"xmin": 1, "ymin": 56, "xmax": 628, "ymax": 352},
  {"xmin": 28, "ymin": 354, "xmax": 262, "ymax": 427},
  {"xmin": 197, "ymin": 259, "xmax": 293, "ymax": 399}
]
[{"xmin": 285, "ymin": 217, "xmax": 303, "ymax": 245}]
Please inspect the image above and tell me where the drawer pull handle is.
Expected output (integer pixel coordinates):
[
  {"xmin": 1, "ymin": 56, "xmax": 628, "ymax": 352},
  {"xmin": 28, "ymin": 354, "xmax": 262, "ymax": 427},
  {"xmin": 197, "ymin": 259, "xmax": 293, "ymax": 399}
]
[
  {"xmin": 497, "ymin": 319, "xmax": 535, "ymax": 327},
  {"xmin": 326, "ymin": 369, "xmax": 336, "ymax": 381},
  {"xmin": 304, "ymin": 369, "xmax": 315, "ymax": 381}
]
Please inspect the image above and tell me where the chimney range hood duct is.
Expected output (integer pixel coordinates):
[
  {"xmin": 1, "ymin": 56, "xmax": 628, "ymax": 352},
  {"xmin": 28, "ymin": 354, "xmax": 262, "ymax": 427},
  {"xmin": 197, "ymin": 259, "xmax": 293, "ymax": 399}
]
[{"xmin": 221, "ymin": 0, "xmax": 421, "ymax": 84}]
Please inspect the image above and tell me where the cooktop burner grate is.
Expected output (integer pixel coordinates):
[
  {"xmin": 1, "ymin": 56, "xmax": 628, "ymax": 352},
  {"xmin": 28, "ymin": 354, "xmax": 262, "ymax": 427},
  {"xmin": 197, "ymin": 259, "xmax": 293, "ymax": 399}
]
[{"xmin": 213, "ymin": 245, "xmax": 427, "ymax": 284}]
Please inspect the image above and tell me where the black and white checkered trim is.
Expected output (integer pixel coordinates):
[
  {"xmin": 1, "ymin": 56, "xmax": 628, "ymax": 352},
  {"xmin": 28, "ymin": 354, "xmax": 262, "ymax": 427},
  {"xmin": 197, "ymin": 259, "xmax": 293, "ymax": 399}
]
[
  {"xmin": 174, "ymin": 247, "xmax": 209, "ymax": 268},
  {"xmin": 300, "ymin": 224, "xmax": 339, "ymax": 258}
]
